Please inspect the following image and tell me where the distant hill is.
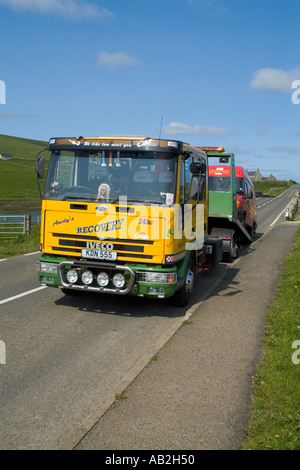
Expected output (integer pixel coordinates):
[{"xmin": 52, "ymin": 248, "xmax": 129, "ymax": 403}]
[
  {"xmin": 253, "ymin": 179, "xmax": 297, "ymax": 197},
  {"xmin": 0, "ymin": 134, "xmax": 48, "ymax": 200},
  {"xmin": 0, "ymin": 134, "xmax": 47, "ymax": 160}
]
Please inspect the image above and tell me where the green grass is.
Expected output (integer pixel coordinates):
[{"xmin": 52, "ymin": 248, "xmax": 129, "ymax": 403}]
[
  {"xmin": 254, "ymin": 179, "xmax": 296, "ymax": 197},
  {"xmin": 0, "ymin": 224, "xmax": 40, "ymax": 258},
  {"xmin": 115, "ymin": 393, "xmax": 127, "ymax": 401},
  {"xmin": 243, "ymin": 228, "xmax": 300, "ymax": 450},
  {"xmin": 0, "ymin": 134, "xmax": 48, "ymax": 200}
]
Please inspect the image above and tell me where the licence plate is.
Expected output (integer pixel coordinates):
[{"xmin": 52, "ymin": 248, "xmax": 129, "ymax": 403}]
[{"xmin": 81, "ymin": 249, "xmax": 117, "ymax": 260}]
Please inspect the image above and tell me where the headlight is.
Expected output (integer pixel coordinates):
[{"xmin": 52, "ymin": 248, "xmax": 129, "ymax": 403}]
[
  {"xmin": 82, "ymin": 270, "xmax": 94, "ymax": 285},
  {"xmin": 66, "ymin": 269, "xmax": 78, "ymax": 284},
  {"xmin": 97, "ymin": 272, "xmax": 109, "ymax": 287},
  {"xmin": 37, "ymin": 261, "xmax": 58, "ymax": 274},
  {"xmin": 112, "ymin": 273, "xmax": 125, "ymax": 288},
  {"xmin": 137, "ymin": 271, "xmax": 177, "ymax": 284}
]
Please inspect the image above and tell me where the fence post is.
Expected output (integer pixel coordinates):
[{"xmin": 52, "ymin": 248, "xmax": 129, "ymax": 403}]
[{"xmin": 25, "ymin": 214, "xmax": 31, "ymax": 234}]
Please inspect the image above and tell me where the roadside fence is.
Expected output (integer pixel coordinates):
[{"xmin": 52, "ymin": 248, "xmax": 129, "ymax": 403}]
[{"xmin": 0, "ymin": 214, "xmax": 31, "ymax": 239}]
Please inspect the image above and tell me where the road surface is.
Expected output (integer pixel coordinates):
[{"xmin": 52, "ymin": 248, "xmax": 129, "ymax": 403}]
[{"xmin": 0, "ymin": 184, "xmax": 299, "ymax": 449}]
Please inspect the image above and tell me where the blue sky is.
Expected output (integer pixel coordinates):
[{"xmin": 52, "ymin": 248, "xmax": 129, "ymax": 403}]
[{"xmin": 0, "ymin": 0, "xmax": 300, "ymax": 181}]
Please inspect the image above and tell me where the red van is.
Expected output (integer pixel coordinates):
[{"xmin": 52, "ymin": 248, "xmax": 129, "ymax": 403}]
[
  {"xmin": 235, "ymin": 166, "xmax": 257, "ymax": 237},
  {"xmin": 208, "ymin": 163, "xmax": 257, "ymax": 240}
]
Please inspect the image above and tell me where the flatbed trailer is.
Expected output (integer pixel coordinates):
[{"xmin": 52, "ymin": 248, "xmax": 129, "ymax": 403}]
[{"xmin": 197, "ymin": 147, "xmax": 257, "ymax": 261}]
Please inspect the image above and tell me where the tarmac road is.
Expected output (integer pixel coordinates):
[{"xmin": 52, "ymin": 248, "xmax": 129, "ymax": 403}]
[
  {"xmin": 255, "ymin": 183, "xmax": 300, "ymax": 233},
  {"xmin": 74, "ymin": 223, "xmax": 300, "ymax": 451},
  {"xmin": 0, "ymin": 185, "xmax": 299, "ymax": 450}
]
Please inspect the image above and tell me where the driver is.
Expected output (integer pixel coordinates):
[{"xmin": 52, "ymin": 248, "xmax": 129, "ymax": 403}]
[{"xmin": 49, "ymin": 179, "xmax": 63, "ymax": 195}]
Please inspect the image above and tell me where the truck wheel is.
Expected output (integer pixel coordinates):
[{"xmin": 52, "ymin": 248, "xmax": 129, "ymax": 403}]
[
  {"xmin": 223, "ymin": 236, "xmax": 236, "ymax": 263},
  {"xmin": 171, "ymin": 257, "xmax": 195, "ymax": 307}
]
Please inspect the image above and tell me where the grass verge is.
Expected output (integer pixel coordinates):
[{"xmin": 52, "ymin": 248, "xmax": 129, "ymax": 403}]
[
  {"xmin": 253, "ymin": 180, "xmax": 296, "ymax": 197},
  {"xmin": 0, "ymin": 134, "xmax": 48, "ymax": 200},
  {"xmin": 0, "ymin": 224, "xmax": 40, "ymax": 258},
  {"xmin": 243, "ymin": 227, "xmax": 300, "ymax": 450}
]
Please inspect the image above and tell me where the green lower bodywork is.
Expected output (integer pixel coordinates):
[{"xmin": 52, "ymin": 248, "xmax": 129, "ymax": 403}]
[{"xmin": 37, "ymin": 253, "xmax": 188, "ymax": 299}]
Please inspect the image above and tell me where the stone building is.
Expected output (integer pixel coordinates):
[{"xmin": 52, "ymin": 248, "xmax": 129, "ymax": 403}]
[
  {"xmin": 247, "ymin": 168, "xmax": 263, "ymax": 182},
  {"xmin": 247, "ymin": 168, "xmax": 276, "ymax": 182}
]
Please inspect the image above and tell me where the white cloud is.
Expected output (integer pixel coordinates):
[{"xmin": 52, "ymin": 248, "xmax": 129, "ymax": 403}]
[
  {"xmin": 97, "ymin": 51, "xmax": 140, "ymax": 69},
  {"xmin": 269, "ymin": 146, "xmax": 300, "ymax": 155},
  {"xmin": 0, "ymin": 0, "xmax": 114, "ymax": 21},
  {"xmin": 250, "ymin": 67, "xmax": 300, "ymax": 92},
  {"xmin": 0, "ymin": 112, "xmax": 29, "ymax": 119},
  {"xmin": 163, "ymin": 122, "xmax": 230, "ymax": 137}
]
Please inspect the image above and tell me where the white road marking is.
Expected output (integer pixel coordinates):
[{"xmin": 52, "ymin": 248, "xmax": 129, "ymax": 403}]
[
  {"xmin": 257, "ymin": 198, "xmax": 275, "ymax": 209},
  {"xmin": 0, "ymin": 251, "xmax": 40, "ymax": 261},
  {"xmin": 23, "ymin": 251, "xmax": 41, "ymax": 256},
  {"xmin": 0, "ymin": 285, "xmax": 47, "ymax": 305},
  {"xmin": 270, "ymin": 202, "xmax": 291, "ymax": 227}
]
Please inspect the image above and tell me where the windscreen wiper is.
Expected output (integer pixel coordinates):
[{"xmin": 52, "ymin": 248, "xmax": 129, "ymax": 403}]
[{"xmin": 61, "ymin": 195, "xmax": 96, "ymax": 201}]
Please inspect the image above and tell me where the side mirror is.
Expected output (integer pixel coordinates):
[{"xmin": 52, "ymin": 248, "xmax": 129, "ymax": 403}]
[
  {"xmin": 190, "ymin": 162, "xmax": 201, "ymax": 174},
  {"xmin": 36, "ymin": 155, "xmax": 44, "ymax": 179},
  {"xmin": 190, "ymin": 162, "xmax": 206, "ymax": 175}
]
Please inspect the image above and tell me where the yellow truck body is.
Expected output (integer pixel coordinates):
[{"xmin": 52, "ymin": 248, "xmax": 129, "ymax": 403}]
[{"xmin": 36, "ymin": 136, "xmax": 211, "ymax": 306}]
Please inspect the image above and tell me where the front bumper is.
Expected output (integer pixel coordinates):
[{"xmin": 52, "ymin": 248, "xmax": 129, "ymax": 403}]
[
  {"xmin": 58, "ymin": 259, "xmax": 135, "ymax": 295},
  {"xmin": 37, "ymin": 255, "xmax": 183, "ymax": 298}
]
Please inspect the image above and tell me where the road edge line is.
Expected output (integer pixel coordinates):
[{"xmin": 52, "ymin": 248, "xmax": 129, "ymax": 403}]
[{"xmin": 0, "ymin": 285, "xmax": 47, "ymax": 305}]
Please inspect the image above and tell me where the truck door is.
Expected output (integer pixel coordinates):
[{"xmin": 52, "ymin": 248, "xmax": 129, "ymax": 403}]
[{"xmin": 180, "ymin": 153, "xmax": 206, "ymax": 250}]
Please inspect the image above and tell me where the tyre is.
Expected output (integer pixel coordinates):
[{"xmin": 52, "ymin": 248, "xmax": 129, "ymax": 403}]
[
  {"xmin": 223, "ymin": 236, "xmax": 236, "ymax": 263},
  {"xmin": 171, "ymin": 256, "xmax": 195, "ymax": 307}
]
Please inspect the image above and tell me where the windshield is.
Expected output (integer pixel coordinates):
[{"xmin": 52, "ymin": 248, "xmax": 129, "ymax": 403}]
[
  {"xmin": 236, "ymin": 177, "xmax": 244, "ymax": 194},
  {"xmin": 44, "ymin": 150, "xmax": 178, "ymax": 205}
]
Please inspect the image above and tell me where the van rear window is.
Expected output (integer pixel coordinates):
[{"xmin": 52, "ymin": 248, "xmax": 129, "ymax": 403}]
[{"xmin": 208, "ymin": 176, "xmax": 230, "ymax": 192}]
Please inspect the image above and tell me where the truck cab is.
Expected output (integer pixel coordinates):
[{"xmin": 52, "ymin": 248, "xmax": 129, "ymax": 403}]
[{"xmin": 36, "ymin": 136, "xmax": 212, "ymax": 306}]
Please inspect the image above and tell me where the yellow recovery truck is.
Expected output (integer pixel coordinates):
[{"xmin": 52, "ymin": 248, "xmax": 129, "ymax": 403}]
[{"xmin": 36, "ymin": 136, "xmax": 223, "ymax": 306}]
